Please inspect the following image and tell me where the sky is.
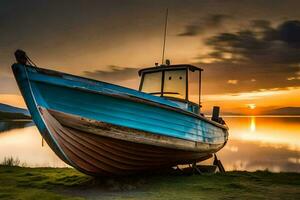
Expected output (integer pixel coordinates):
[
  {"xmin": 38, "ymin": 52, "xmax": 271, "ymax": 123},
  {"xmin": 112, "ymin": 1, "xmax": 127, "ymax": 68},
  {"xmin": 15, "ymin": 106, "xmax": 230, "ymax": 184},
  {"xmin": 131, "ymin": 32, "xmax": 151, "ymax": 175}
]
[{"xmin": 1, "ymin": 0, "xmax": 300, "ymax": 114}]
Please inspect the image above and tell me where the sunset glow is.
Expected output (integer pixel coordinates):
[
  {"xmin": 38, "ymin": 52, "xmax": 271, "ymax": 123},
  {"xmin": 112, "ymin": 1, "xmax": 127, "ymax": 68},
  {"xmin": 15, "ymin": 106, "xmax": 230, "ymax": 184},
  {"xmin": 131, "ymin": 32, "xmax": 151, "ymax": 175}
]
[{"xmin": 0, "ymin": 1, "xmax": 299, "ymax": 114}]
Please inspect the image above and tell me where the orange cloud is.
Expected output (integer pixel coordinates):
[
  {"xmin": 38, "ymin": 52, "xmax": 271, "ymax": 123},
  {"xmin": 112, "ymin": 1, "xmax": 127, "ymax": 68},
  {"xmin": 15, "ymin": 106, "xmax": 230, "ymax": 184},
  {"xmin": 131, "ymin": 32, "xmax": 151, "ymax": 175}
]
[{"xmin": 227, "ymin": 79, "xmax": 238, "ymax": 84}]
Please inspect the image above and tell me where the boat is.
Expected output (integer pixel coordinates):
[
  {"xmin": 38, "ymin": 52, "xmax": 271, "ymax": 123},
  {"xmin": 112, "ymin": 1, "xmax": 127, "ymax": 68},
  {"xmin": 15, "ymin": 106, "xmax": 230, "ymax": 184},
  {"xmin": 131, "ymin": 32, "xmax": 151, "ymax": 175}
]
[{"xmin": 12, "ymin": 50, "xmax": 229, "ymax": 176}]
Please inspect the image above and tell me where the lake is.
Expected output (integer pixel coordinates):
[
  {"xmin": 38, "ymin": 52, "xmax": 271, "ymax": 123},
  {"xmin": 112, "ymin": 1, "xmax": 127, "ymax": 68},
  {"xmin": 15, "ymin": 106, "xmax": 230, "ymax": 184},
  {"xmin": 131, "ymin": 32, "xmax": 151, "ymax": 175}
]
[{"xmin": 0, "ymin": 117, "xmax": 299, "ymax": 172}]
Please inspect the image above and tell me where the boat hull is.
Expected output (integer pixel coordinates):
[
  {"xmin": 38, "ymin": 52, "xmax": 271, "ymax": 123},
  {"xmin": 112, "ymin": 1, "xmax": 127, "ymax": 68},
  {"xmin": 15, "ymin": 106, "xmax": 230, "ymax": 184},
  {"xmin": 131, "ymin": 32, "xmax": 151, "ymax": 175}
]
[
  {"xmin": 40, "ymin": 107, "xmax": 216, "ymax": 175},
  {"xmin": 12, "ymin": 64, "xmax": 229, "ymax": 176}
]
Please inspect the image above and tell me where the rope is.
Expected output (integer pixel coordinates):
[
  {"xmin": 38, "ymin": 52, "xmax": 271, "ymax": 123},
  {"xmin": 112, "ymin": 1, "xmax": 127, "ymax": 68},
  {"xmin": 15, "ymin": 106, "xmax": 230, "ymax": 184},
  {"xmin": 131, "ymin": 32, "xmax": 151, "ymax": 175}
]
[{"xmin": 25, "ymin": 55, "xmax": 37, "ymax": 67}]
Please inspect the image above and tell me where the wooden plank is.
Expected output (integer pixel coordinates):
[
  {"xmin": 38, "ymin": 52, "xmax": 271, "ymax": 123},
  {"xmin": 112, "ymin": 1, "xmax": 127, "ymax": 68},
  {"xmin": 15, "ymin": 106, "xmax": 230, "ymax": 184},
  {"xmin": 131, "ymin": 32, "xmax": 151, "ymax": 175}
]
[
  {"xmin": 46, "ymin": 108, "xmax": 225, "ymax": 153},
  {"xmin": 40, "ymin": 107, "xmax": 213, "ymax": 175}
]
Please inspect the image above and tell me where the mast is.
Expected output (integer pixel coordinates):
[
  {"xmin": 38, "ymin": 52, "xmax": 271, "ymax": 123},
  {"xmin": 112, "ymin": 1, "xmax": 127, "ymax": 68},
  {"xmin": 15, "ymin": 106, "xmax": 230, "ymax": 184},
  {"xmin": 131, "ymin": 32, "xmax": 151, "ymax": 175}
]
[{"xmin": 161, "ymin": 8, "xmax": 168, "ymax": 64}]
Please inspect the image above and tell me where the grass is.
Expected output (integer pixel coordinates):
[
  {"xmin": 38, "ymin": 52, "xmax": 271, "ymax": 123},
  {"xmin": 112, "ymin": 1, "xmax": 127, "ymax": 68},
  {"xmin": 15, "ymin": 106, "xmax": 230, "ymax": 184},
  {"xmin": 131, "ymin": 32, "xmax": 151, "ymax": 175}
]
[
  {"xmin": 1, "ymin": 157, "xmax": 22, "ymax": 167},
  {"xmin": 0, "ymin": 166, "xmax": 299, "ymax": 200},
  {"xmin": 1, "ymin": 157, "xmax": 28, "ymax": 168}
]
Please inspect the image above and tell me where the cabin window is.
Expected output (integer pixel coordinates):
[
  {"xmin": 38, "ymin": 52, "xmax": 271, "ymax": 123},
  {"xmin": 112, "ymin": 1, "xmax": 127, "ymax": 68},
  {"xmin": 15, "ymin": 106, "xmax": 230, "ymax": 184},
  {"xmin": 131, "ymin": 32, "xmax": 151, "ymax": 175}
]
[
  {"xmin": 188, "ymin": 70, "xmax": 200, "ymax": 104},
  {"xmin": 139, "ymin": 66, "xmax": 202, "ymax": 110},
  {"xmin": 163, "ymin": 70, "xmax": 186, "ymax": 99},
  {"xmin": 140, "ymin": 72, "xmax": 162, "ymax": 96}
]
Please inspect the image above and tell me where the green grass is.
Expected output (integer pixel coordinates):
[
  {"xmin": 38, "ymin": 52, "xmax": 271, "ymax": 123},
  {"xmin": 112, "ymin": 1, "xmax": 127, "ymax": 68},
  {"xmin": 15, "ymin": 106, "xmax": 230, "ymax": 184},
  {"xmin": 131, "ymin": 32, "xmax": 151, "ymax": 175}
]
[
  {"xmin": 0, "ymin": 166, "xmax": 299, "ymax": 200},
  {"xmin": 1, "ymin": 157, "xmax": 23, "ymax": 167}
]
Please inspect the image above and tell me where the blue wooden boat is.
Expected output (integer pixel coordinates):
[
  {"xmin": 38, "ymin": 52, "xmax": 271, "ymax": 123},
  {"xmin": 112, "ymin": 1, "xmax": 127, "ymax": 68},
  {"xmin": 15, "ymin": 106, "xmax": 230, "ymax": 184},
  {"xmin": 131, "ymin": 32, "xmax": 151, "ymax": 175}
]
[{"xmin": 12, "ymin": 51, "xmax": 228, "ymax": 176}]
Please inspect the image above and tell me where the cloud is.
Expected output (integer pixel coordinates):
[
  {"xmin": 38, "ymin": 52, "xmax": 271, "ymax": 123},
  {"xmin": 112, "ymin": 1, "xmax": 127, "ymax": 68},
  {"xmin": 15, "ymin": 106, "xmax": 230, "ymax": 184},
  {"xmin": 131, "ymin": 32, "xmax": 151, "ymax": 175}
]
[
  {"xmin": 208, "ymin": 14, "xmax": 232, "ymax": 27},
  {"xmin": 195, "ymin": 19, "xmax": 300, "ymax": 94},
  {"xmin": 177, "ymin": 14, "xmax": 232, "ymax": 36},
  {"xmin": 251, "ymin": 19, "xmax": 272, "ymax": 29},
  {"xmin": 203, "ymin": 86, "xmax": 298, "ymax": 101},
  {"xmin": 287, "ymin": 77, "xmax": 300, "ymax": 81},
  {"xmin": 84, "ymin": 65, "xmax": 140, "ymax": 82},
  {"xmin": 177, "ymin": 25, "xmax": 200, "ymax": 36},
  {"xmin": 277, "ymin": 20, "xmax": 300, "ymax": 45},
  {"xmin": 227, "ymin": 79, "xmax": 238, "ymax": 84},
  {"xmin": 204, "ymin": 20, "xmax": 300, "ymax": 64}
]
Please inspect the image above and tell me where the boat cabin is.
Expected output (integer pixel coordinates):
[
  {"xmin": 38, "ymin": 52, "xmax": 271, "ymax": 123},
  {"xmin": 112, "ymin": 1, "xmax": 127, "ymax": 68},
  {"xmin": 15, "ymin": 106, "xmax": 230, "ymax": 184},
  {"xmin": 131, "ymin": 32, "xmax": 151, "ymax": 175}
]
[{"xmin": 138, "ymin": 64, "xmax": 203, "ymax": 114}]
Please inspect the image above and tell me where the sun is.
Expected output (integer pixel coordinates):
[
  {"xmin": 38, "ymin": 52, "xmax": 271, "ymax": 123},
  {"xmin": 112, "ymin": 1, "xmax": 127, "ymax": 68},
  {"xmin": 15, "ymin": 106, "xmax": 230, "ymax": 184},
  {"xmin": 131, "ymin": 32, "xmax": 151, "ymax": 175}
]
[{"xmin": 247, "ymin": 104, "xmax": 256, "ymax": 110}]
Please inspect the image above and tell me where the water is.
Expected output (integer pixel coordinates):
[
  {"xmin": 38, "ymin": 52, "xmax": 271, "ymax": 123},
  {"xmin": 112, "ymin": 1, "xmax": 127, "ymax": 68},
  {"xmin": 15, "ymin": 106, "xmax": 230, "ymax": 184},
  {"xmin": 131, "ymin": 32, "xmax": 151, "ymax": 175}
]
[
  {"xmin": 217, "ymin": 116, "xmax": 300, "ymax": 172},
  {"xmin": 0, "ymin": 117, "xmax": 299, "ymax": 172},
  {"xmin": 0, "ymin": 120, "xmax": 67, "ymax": 168}
]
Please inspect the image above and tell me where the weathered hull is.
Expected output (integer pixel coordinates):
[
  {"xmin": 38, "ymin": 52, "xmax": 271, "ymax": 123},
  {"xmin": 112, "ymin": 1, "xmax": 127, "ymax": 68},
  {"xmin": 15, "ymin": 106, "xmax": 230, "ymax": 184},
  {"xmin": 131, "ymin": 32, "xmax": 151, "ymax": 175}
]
[
  {"xmin": 12, "ymin": 64, "xmax": 229, "ymax": 176},
  {"xmin": 40, "ymin": 108, "xmax": 214, "ymax": 175}
]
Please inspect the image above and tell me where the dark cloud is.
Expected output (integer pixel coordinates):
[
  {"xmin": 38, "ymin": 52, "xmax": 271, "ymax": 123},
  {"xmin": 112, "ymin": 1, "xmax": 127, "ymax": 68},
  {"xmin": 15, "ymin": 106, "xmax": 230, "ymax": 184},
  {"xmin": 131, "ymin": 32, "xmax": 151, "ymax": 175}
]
[
  {"xmin": 177, "ymin": 25, "xmax": 200, "ymax": 36},
  {"xmin": 278, "ymin": 20, "xmax": 300, "ymax": 45},
  {"xmin": 195, "ymin": 19, "xmax": 300, "ymax": 94},
  {"xmin": 209, "ymin": 14, "xmax": 231, "ymax": 27},
  {"xmin": 84, "ymin": 65, "xmax": 139, "ymax": 82},
  {"xmin": 177, "ymin": 14, "xmax": 232, "ymax": 36},
  {"xmin": 204, "ymin": 20, "xmax": 300, "ymax": 64},
  {"xmin": 251, "ymin": 19, "xmax": 272, "ymax": 29}
]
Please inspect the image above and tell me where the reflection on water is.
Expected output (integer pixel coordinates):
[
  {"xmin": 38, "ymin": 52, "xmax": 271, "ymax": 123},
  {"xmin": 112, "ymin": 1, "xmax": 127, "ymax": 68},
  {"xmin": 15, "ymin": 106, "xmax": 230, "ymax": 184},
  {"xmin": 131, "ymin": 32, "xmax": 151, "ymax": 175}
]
[
  {"xmin": 250, "ymin": 117, "xmax": 256, "ymax": 132},
  {"xmin": 225, "ymin": 116, "xmax": 300, "ymax": 149},
  {"xmin": 218, "ymin": 139, "xmax": 300, "ymax": 172},
  {"xmin": 0, "ymin": 124, "xmax": 67, "ymax": 167},
  {"xmin": 0, "ymin": 117, "xmax": 299, "ymax": 172},
  {"xmin": 217, "ymin": 116, "xmax": 300, "ymax": 172}
]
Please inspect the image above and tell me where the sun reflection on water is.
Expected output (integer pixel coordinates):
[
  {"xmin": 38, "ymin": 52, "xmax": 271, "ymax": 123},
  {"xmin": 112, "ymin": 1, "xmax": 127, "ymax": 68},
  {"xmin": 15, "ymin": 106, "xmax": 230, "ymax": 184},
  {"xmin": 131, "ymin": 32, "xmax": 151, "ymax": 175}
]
[
  {"xmin": 216, "ymin": 116, "xmax": 300, "ymax": 172},
  {"xmin": 227, "ymin": 116, "xmax": 300, "ymax": 150},
  {"xmin": 250, "ymin": 116, "xmax": 256, "ymax": 132}
]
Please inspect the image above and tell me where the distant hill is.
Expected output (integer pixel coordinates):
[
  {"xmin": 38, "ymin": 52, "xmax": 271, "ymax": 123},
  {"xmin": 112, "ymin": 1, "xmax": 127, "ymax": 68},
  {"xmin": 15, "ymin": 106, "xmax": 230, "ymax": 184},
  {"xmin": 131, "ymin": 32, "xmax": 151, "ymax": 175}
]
[
  {"xmin": 203, "ymin": 107, "xmax": 300, "ymax": 116},
  {"xmin": 0, "ymin": 103, "xmax": 29, "ymax": 115},
  {"xmin": 0, "ymin": 103, "xmax": 31, "ymax": 120},
  {"xmin": 0, "ymin": 120, "xmax": 34, "ymax": 132},
  {"xmin": 262, "ymin": 107, "xmax": 300, "ymax": 115}
]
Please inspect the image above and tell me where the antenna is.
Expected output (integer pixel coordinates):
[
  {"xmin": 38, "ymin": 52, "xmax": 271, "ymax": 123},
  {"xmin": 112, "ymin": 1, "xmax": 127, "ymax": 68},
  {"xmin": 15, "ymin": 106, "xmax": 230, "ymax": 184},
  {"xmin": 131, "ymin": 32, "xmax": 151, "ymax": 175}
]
[{"xmin": 161, "ymin": 8, "xmax": 168, "ymax": 65}]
